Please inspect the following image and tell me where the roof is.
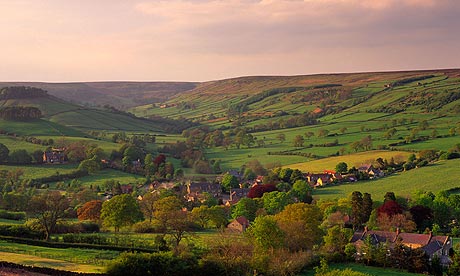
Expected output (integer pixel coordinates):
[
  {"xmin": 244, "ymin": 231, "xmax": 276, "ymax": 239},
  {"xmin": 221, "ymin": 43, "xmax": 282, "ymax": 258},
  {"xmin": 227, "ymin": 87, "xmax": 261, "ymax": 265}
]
[
  {"xmin": 235, "ymin": 216, "xmax": 250, "ymax": 226},
  {"xmin": 398, "ymin": 232, "xmax": 431, "ymax": 246},
  {"xmin": 422, "ymin": 241, "xmax": 443, "ymax": 256},
  {"xmin": 358, "ymin": 164, "xmax": 373, "ymax": 171}
]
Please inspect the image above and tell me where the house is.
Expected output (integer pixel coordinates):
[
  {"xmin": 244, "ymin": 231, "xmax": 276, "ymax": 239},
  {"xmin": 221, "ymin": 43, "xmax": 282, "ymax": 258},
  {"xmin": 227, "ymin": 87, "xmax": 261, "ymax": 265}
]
[
  {"xmin": 120, "ymin": 184, "xmax": 133, "ymax": 194},
  {"xmin": 351, "ymin": 227, "xmax": 452, "ymax": 266},
  {"xmin": 227, "ymin": 188, "xmax": 251, "ymax": 205},
  {"xmin": 306, "ymin": 173, "xmax": 334, "ymax": 187},
  {"xmin": 43, "ymin": 148, "xmax": 66, "ymax": 164},
  {"xmin": 227, "ymin": 216, "xmax": 250, "ymax": 233},
  {"xmin": 358, "ymin": 164, "xmax": 384, "ymax": 178},
  {"xmin": 186, "ymin": 181, "xmax": 222, "ymax": 202}
]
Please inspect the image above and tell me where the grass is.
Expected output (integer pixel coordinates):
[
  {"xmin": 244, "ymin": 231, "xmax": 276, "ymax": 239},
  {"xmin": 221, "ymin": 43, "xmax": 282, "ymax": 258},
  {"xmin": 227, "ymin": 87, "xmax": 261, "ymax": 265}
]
[
  {"xmin": 286, "ymin": 150, "xmax": 411, "ymax": 172},
  {"xmin": 0, "ymin": 218, "xmax": 24, "ymax": 225},
  {"xmin": 0, "ymin": 240, "xmax": 119, "ymax": 273},
  {"xmin": 0, "ymin": 164, "xmax": 78, "ymax": 179},
  {"xmin": 313, "ymin": 158, "xmax": 460, "ymax": 201},
  {"xmin": 302, "ymin": 262, "xmax": 424, "ymax": 276},
  {"xmin": 50, "ymin": 168, "xmax": 146, "ymax": 188}
]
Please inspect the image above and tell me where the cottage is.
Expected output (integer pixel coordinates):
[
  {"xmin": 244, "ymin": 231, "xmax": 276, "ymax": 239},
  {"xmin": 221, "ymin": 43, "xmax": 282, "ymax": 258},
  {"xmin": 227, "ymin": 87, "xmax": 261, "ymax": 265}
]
[
  {"xmin": 306, "ymin": 173, "xmax": 334, "ymax": 187},
  {"xmin": 358, "ymin": 164, "xmax": 384, "ymax": 178},
  {"xmin": 351, "ymin": 228, "xmax": 452, "ymax": 266},
  {"xmin": 227, "ymin": 216, "xmax": 250, "ymax": 233},
  {"xmin": 186, "ymin": 181, "xmax": 222, "ymax": 202},
  {"xmin": 43, "ymin": 148, "xmax": 66, "ymax": 164},
  {"xmin": 227, "ymin": 188, "xmax": 251, "ymax": 205}
]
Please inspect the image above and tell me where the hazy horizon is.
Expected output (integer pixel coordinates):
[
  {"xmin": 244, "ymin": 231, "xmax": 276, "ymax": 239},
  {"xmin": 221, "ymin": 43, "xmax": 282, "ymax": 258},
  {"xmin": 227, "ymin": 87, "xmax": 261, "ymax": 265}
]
[{"xmin": 1, "ymin": 0, "xmax": 460, "ymax": 82}]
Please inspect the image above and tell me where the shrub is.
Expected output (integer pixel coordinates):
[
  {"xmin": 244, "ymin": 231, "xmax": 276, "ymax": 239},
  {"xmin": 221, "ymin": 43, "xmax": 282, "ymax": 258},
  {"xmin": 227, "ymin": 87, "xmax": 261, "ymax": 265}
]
[
  {"xmin": 132, "ymin": 221, "xmax": 157, "ymax": 233},
  {"xmin": 0, "ymin": 224, "xmax": 45, "ymax": 239},
  {"xmin": 106, "ymin": 252, "xmax": 196, "ymax": 276},
  {"xmin": 0, "ymin": 209, "xmax": 26, "ymax": 220}
]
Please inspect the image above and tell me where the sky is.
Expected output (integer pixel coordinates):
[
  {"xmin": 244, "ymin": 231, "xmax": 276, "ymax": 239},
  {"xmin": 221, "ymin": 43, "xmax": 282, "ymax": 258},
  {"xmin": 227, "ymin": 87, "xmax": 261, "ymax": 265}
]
[{"xmin": 0, "ymin": 0, "xmax": 459, "ymax": 82}]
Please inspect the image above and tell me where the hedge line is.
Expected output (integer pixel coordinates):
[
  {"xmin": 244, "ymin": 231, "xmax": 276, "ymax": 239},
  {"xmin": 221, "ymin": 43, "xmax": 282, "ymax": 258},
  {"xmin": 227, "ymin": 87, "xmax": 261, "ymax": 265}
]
[
  {"xmin": 0, "ymin": 261, "xmax": 104, "ymax": 276},
  {"xmin": 0, "ymin": 235, "xmax": 156, "ymax": 253}
]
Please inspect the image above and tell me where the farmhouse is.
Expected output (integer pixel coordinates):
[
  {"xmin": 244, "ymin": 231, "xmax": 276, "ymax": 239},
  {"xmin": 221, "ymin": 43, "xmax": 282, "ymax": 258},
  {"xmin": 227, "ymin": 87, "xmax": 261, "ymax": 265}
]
[
  {"xmin": 227, "ymin": 216, "xmax": 250, "ymax": 233},
  {"xmin": 186, "ymin": 181, "xmax": 222, "ymax": 202},
  {"xmin": 351, "ymin": 227, "xmax": 452, "ymax": 266},
  {"xmin": 43, "ymin": 148, "xmax": 66, "ymax": 164},
  {"xmin": 358, "ymin": 164, "xmax": 384, "ymax": 178}
]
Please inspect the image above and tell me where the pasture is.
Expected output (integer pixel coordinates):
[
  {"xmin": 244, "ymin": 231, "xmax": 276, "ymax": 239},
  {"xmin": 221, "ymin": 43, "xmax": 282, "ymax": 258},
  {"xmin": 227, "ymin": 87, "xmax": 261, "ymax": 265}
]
[{"xmin": 313, "ymin": 159, "xmax": 460, "ymax": 201}]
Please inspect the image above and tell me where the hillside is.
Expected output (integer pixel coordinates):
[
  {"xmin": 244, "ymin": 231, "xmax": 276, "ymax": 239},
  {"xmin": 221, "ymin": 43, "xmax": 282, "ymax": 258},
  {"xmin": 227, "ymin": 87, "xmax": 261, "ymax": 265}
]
[
  {"xmin": 0, "ymin": 81, "xmax": 197, "ymax": 109},
  {"xmin": 132, "ymin": 69, "xmax": 460, "ymax": 170},
  {"xmin": 0, "ymin": 87, "xmax": 188, "ymax": 133}
]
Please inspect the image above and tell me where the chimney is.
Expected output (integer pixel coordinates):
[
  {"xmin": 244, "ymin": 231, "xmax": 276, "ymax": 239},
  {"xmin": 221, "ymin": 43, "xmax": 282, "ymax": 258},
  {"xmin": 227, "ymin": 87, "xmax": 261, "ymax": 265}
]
[
  {"xmin": 396, "ymin": 227, "xmax": 400, "ymax": 236},
  {"xmin": 364, "ymin": 226, "xmax": 368, "ymax": 233}
]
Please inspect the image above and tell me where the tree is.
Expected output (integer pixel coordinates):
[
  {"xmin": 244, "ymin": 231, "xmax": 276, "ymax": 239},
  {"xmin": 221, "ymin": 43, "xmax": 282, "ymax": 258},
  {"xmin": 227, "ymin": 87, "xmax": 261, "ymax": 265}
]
[
  {"xmin": 276, "ymin": 133, "xmax": 286, "ymax": 143},
  {"xmin": 262, "ymin": 191, "xmax": 292, "ymax": 215},
  {"xmin": 274, "ymin": 203, "xmax": 323, "ymax": 251},
  {"xmin": 8, "ymin": 149, "xmax": 32, "ymax": 164},
  {"xmin": 221, "ymin": 173, "xmax": 239, "ymax": 192},
  {"xmin": 101, "ymin": 194, "xmax": 143, "ymax": 232},
  {"xmin": 139, "ymin": 192, "xmax": 159, "ymax": 222},
  {"xmin": 322, "ymin": 225, "xmax": 353, "ymax": 255},
  {"xmin": 377, "ymin": 200, "xmax": 403, "ymax": 217},
  {"xmin": 318, "ymin": 129, "xmax": 329, "ymax": 137},
  {"xmin": 231, "ymin": 197, "xmax": 259, "ymax": 221},
  {"xmin": 293, "ymin": 135, "xmax": 304, "ymax": 147},
  {"xmin": 28, "ymin": 191, "xmax": 70, "ymax": 240},
  {"xmin": 248, "ymin": 215, "xmax": 284, "ymax": 250},
  {"xmin": 305, "ymin": 131, "xmax": 314, "ymax": 139},
  {"xmin": 153, "ymin": 196, "xmax": 182, "ymax": 230},
  {"xmin": 291, "ymin": 180, "xmax": 312, "ymax": 203},
  {"xmin": 362, "ymin": 193, "xmax": 373, "ymax": 224},
  {"xmin": 77, "ymin": 200, "xmax": 102, "ymax": 222},
  {"xmin": 351, "ymin": 191, "xmax": 365, "ymax": 229},
  {"xmin": 335, "ymin": 162, "xmax": 348, "ymax": 174},
  {"xmin": 78, "ymin": 158, "xmax": 101, "ymax": 173},
  {"xmin": 247, "ymin": 184, "xmax": 277, "ymax": 198},
  {"xmin": 245, "ymin": 159, "xmax": 266, "ymax": 176}
]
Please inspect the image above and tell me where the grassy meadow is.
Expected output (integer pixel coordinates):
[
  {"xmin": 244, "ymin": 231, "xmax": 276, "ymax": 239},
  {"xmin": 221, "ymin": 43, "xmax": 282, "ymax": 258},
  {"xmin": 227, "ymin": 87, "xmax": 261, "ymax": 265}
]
[{"xmin": 312, "ymin": 158, "xmax": 460, "ymax": 201}]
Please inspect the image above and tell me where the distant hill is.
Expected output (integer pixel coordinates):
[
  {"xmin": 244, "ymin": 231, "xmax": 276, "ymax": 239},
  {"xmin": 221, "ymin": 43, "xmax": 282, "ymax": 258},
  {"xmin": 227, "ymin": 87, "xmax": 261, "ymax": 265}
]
[
  {"xmin": 0, "ymin": 86, "xmax": 195, "ymax": 133},
  {"xmin": 0, "ymin": 81, "xmax": 198, "ymax": 109},
  {"xmin": 133, "ymin": 69, "xmax": 460, "ymax": 125}
]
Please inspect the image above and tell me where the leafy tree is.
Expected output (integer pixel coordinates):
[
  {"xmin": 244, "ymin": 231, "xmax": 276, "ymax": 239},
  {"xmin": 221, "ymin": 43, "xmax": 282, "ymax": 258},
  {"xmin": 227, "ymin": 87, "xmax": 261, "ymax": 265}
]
[
  {"xmin": 245, "ymin": 159, "xmax": 266, "ymax": 176},
  {"xmin": 322, "ymin": 225, "xmax": 353, "ymax": 255},
  {"xmin": 291, "ymin": 180, "xmax": 312, "ymax": 203},
  {"xmin": 247, "ymin": 184, "xmax": 277, "ymax": 198},
  {"xmin": 139, "ymin": 192, "xmax": 159, "ymax": 222},
  {"xmin": 305, "ymin": 131, "xmax": 314, "ymax": 139},
  {"xmin": 274, "ymin": 203, "xmax": 323, "ymax": 251},
  {"xmin": 289, "ymin": 169, "xmax": 304, "ymax": 183},
  {"xmin": 248, "ymin": 215, "xmax": 284, "ymax": 250},
  {"xmin": 409, "ymin": 205, "xmax": 433, "ymax": 231},
  {"xmin": 262, "ymin": 191, "xmax": 292, "ymax": 215},
  {"xmin": 293, "ymin": 135, "xmax": 304, "ymax": 147},
  {"xmin": 78, "ymin": 158, "xmax": 101, "ymax": 173},
  {"xmin": 362, "ymin": 193, "xmax": 373, "ymax": 224},
  {"xmin": 351, "ymin": 191, "xmax": 365, "ymax": 229},
  {"xmin": 221, "ymin": 173, "xmax": 239, "ymax": 192},
  {"xmin": 0, "ymin": 143, "xmax": 9, "ymax": 162},
  {"xmin": 377, "ymin": 200, "xmax": 403, "ymax": 217},
  {"xmin": 207, "ymin": 205, "xmax": 228, "ymax": 229},
  {"xmin": 77, "ymin": 200, "xmax": 102, "ymax": 222},
  {"xmin": 8, "ymin": 149, "xmax": 32, "ymax": 164},
  {"xmin": 28, "ymin": 191, "xmax": 70, "ymax": 240},
  {"xmin": 335, "ymin": 162, "xmax": 348, "ymax": 174},
  {"xmin": 317, "ymin": 129, "xmax": 329, "ymax": 137},
  {"xmin": 231, "ymin": 197, "xmax": 259, "ymax": 221},
  {"xmin": 153, "ymin": 195, "xmax": 182, "ymax": 230},
  {"xmin": 276, "ymin": 133, "xmax": 286, "ymax": 143},
  {"xmin": 101, "ymin": 194, "xmax": 143, "ymax": 232}
]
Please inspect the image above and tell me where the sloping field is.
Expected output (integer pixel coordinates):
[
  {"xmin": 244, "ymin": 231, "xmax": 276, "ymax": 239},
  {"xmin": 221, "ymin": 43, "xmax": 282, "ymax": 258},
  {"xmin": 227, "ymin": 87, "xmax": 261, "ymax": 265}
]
[
  {"xmin": 285, "ymin": 150, "xmax": 411, "ymax": 172},
  {"xmin": 313, "ymin": 159, "xmax": 460, "ymax": 201}
]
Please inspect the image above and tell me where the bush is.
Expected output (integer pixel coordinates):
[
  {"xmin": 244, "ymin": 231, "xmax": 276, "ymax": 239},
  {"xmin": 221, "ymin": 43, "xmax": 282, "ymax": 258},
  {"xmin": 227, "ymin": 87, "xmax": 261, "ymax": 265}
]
[
  {"xmin": 0, "ymin": 209, "xmax": 26, "ymax": 220},
  {"xmin": 106, "ymin": 252, "xmax": 197, "ymax": 276},
  {"xmin": 132, "ymin": 221, "xmax": 157, "ymax": 233},
  {"xmin": 0, "ymin": 224, "xmax": 45, "ymax": 239}
]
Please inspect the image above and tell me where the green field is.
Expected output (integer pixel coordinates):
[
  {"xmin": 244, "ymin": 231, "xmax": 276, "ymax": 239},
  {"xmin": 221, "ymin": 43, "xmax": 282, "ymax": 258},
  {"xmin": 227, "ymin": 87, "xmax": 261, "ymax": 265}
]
[
  {"xmin": 0, "ymin": 240, "xmax": 118, "ymax": 273},
  {"xmin": 302, "ymin": 263, "xmax": 424, "ymax": 276},
  {"xmin": 0, "ymin": 164, "xmax": 78, "ymax": 179},
  {"xmin": 51, "ymin": 168, "xmax": 147, "ymax": 188},
  {"xmin": 286, "ymin": 150, "xmax": 411, "ymax": 172},
  {"xmin": 313, "ymin": 158, "xmax": 460, "ymax": 201}
]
